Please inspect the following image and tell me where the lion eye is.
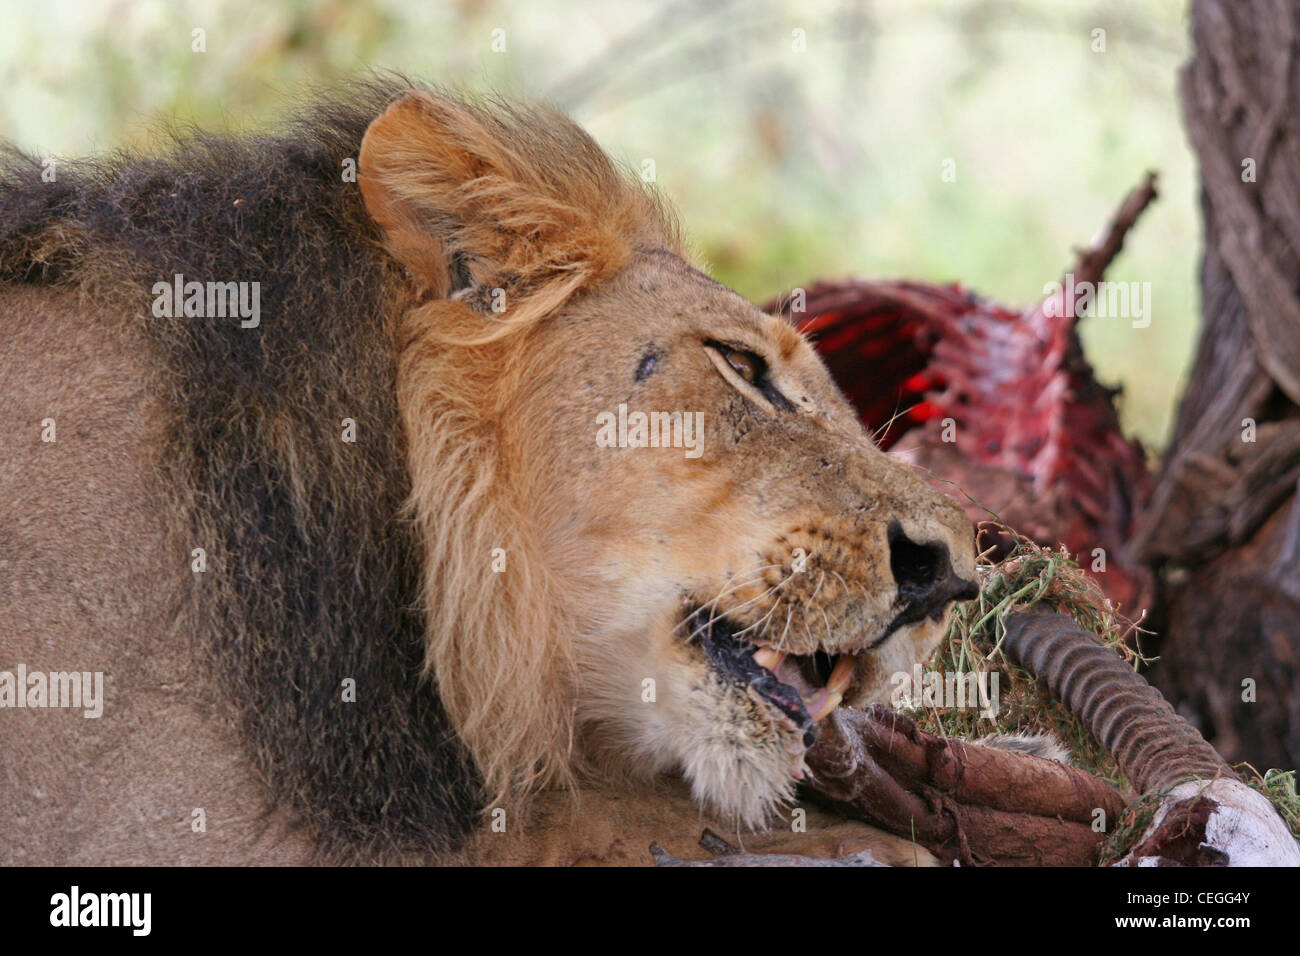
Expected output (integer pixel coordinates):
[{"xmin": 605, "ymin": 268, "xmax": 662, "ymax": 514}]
[
  {"xmin": 723, "ymin": 348, "xmax": 764, "ymax": 384},
  {"xmin": 704, "ymin": 339, "xmax": 794, "ymax": 411}
]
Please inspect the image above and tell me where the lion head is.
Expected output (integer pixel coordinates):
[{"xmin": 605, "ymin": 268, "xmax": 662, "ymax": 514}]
[{"xmin": 359, "ymin": 91, "xmax": 977, "ymax": 827}]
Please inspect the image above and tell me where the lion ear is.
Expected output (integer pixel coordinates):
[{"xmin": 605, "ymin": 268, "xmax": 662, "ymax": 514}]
[
  {"xmin": 359, "ymin": 90, "xmax": 634, "ymax": 318},
  {"xmin": 358, "ymin": 91, "xmax": 491, "ymax": 298}
]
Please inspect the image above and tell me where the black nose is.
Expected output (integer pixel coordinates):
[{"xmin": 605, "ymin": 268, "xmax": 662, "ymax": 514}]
[{"xmin": 887, "ymin": 520, "xmax": 977, "ymax": 626}]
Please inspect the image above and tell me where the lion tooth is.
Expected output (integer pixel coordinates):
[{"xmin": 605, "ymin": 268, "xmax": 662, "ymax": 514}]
[
  {"xmin": 826, "ymin": 655, "xmax": 855, "ymax": 695},
  {"xmin": 752, "ymin": 647, "xmax": 782, "ymax": 671},
  {"xmin": 807, "ymin": 690, "xmax": 843, "ymax": 722}
]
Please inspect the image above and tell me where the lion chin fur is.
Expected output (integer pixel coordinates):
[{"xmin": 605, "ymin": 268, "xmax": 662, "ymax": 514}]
[{"xmin": 1, "ymin": 75, "xmax": 978, "ymax": 864}]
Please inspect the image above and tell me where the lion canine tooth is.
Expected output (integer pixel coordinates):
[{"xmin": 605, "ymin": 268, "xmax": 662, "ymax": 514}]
[
  {"xmin": 752, "ymin": 647, "xmax": 782, "ymax": 670},
  {"xmin": 826, "ymin": 655, "xmax": 855, "ymax": 695}
]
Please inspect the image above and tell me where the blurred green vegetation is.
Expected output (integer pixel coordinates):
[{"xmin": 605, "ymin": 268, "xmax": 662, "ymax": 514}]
[{"xmin": 0, "ymin": 0, "xmax": 1196, "ymax": 451}]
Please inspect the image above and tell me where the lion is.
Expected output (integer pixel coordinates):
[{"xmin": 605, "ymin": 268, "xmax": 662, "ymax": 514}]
[{"xmin": 0, "ymin": 78, "xmax": 976, "ymax": 866}]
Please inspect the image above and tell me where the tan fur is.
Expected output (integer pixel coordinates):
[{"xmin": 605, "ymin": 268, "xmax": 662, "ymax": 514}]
[{"xmin": 0, "ymin": 286, "xmax": 311, "ymax": 864}]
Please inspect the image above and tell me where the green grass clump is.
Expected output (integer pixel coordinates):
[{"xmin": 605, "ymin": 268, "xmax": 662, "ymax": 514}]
[
  {"xmin": 905, "ymin": 522, "xmax": 1147, "ymax": 790},
  {"xmin": 1098, "ymin": 788, "xmax": 1169, "ymax": 866},
  {"xmin": 1239, "ymin": 767, "xmax": 1300, "ymax": 842}
]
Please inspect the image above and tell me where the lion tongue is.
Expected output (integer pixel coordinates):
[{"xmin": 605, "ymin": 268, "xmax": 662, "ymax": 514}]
[
  {"xmin": 802, "ymin": 688, "xmax": 843, "ymax": 722},
  {"xmin": 753, "ymin": 647, "xmax": 848, "ymax": 722}
]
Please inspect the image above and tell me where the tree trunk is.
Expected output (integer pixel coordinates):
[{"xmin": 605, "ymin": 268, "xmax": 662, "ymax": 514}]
[{"xmin": 1130, "ymin": 0, "xmax": 1300, "ymax": 771}]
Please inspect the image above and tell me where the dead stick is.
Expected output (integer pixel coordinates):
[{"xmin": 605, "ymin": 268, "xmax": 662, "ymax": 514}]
[{"xmin": 1071, "ymin": 170, "xmax": 1159, "ymax": 288}]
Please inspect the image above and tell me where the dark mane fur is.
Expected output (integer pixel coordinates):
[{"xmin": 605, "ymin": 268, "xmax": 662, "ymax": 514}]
[{"xmin": 0, "ymin": 75, "xmax": 483, "ymax": 859}]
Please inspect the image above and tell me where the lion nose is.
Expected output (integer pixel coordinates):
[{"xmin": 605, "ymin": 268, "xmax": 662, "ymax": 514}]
[{"xmin": 887, "ymin": 520, "xmax": 978, "ymax": 623}]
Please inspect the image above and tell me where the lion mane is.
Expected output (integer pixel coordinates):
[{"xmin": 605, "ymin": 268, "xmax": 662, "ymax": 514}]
[{"xmin": 0, "ymin": 76, "xmax": 684, "ymax": 860}]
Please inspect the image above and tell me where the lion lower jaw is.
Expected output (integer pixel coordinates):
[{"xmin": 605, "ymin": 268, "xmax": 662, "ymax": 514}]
[
  {"xmin": 584, "ymin": 687, "xmax": 809, "ymax": 829},
  {"xmin": 681, "ymin": 742, "xmax": 804, "ymax": 831},
  {"xmin": 670, "ymin": 686, "xmax": 811, "ymax": 829}
]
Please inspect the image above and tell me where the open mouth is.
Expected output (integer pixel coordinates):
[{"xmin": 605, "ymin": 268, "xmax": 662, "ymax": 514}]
[{"xmin": 685, "ymin": 607, "xmax": 857, "ymax": 748}]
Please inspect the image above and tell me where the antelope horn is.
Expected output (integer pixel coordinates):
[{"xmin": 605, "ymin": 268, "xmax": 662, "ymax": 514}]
[
  {"xmin": 1003, "ymin": 607, "xmax": 1300, "ymax": 866},
  {"xmin": 1002, "ymin": 607, "xmax": 1227, "ymax": 792}
]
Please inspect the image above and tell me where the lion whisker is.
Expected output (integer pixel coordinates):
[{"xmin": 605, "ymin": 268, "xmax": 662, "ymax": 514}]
[
  {"xmin": 716, "ymin": 574, "xmax": 793, "ymax": 632},
  {"xmin": 728, "ymin": 579, "xmax": 794, "ymax": 642},
  {"xmin": 673, "ymin": 568, "xmax": 782, "ymax": 646}
]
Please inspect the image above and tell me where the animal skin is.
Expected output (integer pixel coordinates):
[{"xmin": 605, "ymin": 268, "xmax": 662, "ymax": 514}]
[{"xmin": 0, "ymin": 79, "xmax": 976, "ymax": 865}]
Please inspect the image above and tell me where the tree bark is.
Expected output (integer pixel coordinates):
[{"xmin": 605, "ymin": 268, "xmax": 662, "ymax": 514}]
[{"xmin": 1132, "ymin": 0, "xmax": 1300, "ymax": 771}]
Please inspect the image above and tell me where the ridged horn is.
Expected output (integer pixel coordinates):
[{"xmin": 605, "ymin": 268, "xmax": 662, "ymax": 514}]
[{"xmin": 1002, "ymin": 608, "xmax": 1232, "ymax": 793}]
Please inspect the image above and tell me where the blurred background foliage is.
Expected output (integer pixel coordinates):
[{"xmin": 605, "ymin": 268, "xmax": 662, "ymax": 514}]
[{"xmin": 0, "ymin": 0, "xmax": 1195, "ymax": 452}]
